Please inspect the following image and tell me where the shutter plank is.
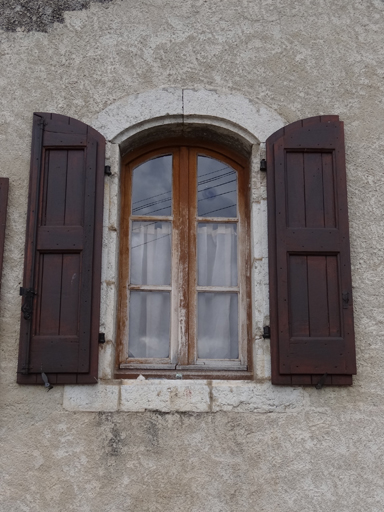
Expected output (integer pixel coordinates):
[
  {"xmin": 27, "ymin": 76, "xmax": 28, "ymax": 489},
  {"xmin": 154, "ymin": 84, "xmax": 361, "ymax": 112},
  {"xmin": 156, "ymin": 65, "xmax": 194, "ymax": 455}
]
[
  {"xmin": 17, "ymin": 113, "xmax": 105, "ymax": 384},
  {"xmin": 267, "ymin": 116, "xmax": 356, "ymax": 385},
  {"xmin": 0, "ymin": 178, "xmax": 9, "ymax": 295}
]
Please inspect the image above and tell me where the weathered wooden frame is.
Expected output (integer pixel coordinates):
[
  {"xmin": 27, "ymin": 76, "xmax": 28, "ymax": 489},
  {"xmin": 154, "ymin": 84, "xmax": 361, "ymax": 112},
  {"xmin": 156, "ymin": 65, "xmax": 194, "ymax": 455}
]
[{"xmin": 115, "ymin": 139, "xmax": 252, "ymax": 379}]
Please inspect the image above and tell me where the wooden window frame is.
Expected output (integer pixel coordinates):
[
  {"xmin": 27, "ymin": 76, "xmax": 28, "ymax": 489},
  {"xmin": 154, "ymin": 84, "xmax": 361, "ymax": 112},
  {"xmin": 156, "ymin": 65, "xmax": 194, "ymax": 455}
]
[{"xmin": 115, "ymin": 139, "xmax": 252, "ymax": 380}]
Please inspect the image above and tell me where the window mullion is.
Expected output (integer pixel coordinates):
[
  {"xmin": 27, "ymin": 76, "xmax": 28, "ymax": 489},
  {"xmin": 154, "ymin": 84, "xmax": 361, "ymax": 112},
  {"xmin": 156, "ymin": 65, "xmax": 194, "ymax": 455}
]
[
  {"xmin": 176, "ymin": 147, "xmax": 190, "ymax": 366},
  {"xmin": 187, "ymin": 148, "xmax": 198, "ymax": 366}
]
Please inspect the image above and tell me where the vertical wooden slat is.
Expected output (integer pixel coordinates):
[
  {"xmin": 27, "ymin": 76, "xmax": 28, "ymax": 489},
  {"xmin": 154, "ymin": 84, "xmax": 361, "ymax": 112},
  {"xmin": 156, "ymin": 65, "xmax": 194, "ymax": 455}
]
[
  {"xmin": 326, "ymin": 255, "xmax": 341, "ymax": 336},
  {"xmin": 38, "ymin": 254, "xmax": 63, "ymax": 335},
  {"xmin": 307, "ymin": 256, "xmax": 329, "ymax": 337},
  {"xmin": 65, "ymin": 150, "xmax": 85, "ymax": 226},
  {"xmin": 267, "ymin": 127, "xmax": 292, "ymax": 385},
  {"xmin": 322, "ymin": 152, "xmax": 336, "ymax": 228},
  {"xmin": 60, "ymin": 254, "xmax": 80, "ymax": 335},
  {"xmin": 286, "ymin": 152, "xmax": 305, "ymax": 228},
  {"xmin": 44, "ymin": 150, "xmax": 67, "ymax": 226},
  {"xmin": 0, "ymin": 178, "xmax": 9, "ymax": 295},
  {"xmin": 289, "ymin": 255, "xmax": 309, "ymax": 337},
  {"xmin": 304, "ymin": 152, "xmax": 324, "ymax": 228}
]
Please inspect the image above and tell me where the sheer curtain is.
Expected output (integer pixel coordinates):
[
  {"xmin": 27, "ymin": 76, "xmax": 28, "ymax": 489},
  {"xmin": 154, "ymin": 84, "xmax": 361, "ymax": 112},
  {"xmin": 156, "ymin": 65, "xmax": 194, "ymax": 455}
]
[
  {"xmin": 129, "ymin": 221, "xmax": 171, "ymax": 358},
  {"xmin": 197, "ymin": 223, "xmax": 238, "ymax": 359}
]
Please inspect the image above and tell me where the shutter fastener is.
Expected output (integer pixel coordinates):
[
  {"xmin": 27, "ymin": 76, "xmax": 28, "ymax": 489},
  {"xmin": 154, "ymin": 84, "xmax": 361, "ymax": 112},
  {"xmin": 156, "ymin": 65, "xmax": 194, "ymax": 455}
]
[
  {"xmin": 315, "ymin": 373, "xmax": 328, "ymax": 390},
  {"xmin": 41, "ymin": 372, "xmax": 53, "ymax": 391},
  {"xmin": 20, "ymin": 287, "xmax": 36, "ymax": 320},
  {"xmin": 104, "ymin": 165, "xmax": 112, "ymax": 176},
  {"xmin": 98, "ymin": 333, "xmax": 106, "ymax": 344},
  {"xmin": 263, "ymin": 326, "xmax": 271, "ymax": 339},
  {"xmin": 260, "ymin": 159, "xmax": 267, "ymax": 171}
]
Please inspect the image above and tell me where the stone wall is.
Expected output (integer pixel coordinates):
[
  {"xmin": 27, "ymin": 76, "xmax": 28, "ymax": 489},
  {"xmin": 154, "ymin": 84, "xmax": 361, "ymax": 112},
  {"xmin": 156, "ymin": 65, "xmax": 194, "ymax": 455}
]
[{"xmin": 1, "ymin": 1, "xmax": 384, "ymax": 510}]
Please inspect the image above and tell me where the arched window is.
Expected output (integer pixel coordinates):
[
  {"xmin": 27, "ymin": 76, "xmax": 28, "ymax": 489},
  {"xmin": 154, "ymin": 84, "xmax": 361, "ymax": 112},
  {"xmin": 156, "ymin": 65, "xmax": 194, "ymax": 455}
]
[{"xmin": 116, "ymin": 140, "xmax": 252, "ymax": 378}]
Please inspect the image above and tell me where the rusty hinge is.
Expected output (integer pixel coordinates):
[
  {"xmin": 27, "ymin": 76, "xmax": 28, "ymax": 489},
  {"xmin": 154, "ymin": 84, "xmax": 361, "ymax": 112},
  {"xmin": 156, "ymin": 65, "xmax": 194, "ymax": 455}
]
[{"xmin": 20, "ymin": 287, "xmax": 36, "ymax": 320}]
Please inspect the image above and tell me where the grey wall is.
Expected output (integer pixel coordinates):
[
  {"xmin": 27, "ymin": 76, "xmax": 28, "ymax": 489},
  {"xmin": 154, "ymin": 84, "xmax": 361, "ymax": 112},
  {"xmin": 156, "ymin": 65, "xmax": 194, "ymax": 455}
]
[{"xmin": 1, "ymin": 1, "xmax": 384, "ymax": 510}]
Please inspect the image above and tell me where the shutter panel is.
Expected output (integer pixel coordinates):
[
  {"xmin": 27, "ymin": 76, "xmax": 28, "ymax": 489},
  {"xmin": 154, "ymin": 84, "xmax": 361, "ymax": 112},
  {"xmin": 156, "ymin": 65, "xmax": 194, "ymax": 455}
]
[
  {"xmin": 267, "ymin": 116, "xmax": 356, "ymax": 386},
  {"xmin": 17, "ymin": 113, "xmax": 105, "ymax": 385}
]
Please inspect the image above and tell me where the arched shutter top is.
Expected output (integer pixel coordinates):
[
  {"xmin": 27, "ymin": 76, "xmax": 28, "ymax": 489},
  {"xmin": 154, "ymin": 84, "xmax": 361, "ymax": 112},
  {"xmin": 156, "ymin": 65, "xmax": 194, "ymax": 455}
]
[
  {"xmin": 267, "ymin": 116, "xmax": 356, "ymax": 386},
  {"xmin": 18, "ymin": 113, "xmax": 105, "ymax": 385}
]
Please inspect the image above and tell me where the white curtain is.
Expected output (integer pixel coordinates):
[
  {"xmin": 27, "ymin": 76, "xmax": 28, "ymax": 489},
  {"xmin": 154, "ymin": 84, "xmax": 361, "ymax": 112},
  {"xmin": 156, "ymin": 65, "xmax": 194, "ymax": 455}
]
[
  {"xmin": 129, "ymin": 222, "xmax": 172, "ymax": 358},
  {"xmin": 197, "ymin": 223, "xmax": 238, "ymax": 359}
]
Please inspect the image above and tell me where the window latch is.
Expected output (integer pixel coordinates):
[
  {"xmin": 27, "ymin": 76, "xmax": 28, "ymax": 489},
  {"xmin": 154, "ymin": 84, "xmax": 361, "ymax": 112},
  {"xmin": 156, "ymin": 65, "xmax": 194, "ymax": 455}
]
[{"xmin": 20, "ymin": 287, "xmax": 36, "ymax": 320}]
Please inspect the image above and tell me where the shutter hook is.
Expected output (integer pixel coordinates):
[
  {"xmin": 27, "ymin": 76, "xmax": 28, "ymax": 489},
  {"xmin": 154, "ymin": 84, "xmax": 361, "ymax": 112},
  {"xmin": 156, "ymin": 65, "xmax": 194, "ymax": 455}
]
[
  {"xmin": 41, "ymin": 372, "xmax": 53, "ymax": 391},
  {"xmin": 315, "ymin": 373, "xmax": 328, "ymax": 390}
]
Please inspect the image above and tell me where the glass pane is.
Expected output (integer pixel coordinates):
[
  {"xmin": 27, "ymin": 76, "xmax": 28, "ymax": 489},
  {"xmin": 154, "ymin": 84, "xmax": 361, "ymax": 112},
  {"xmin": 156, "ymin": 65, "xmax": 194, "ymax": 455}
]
[
  {"xmin": 132, "ymin": 155, "xmax": 172, "ymax": 216},
  {"xmin": 197, "ymin": 293, "xmax": 238, "ymax": 359},
  {"xmin": 131, "ymin": 221, "xmax": 172, "ymax": 285},
  {"xmin": 198, "ymin": 223, "xmax": 237, "ymax": 286},
  {"xmin": 197, "ymin": 156, "xmax": 237, "ymax": 218},
  {"xmin": 129, "ymin": 291, "xmax": 170, "ymax": 358}
]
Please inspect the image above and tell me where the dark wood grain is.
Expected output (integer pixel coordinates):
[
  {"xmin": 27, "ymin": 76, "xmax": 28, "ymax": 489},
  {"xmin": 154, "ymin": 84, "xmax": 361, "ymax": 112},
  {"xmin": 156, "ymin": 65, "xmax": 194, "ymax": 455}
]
[
  {"xmin": 17, "ymin": 113, "xmax": 105, "ymax": 384},
  {"xmin": 0, "ymin": 178, "xmax": 9, "ymax": 296},
  {"xmin": 267, "ymin": 116, "xmax": 356, "ymax": 385}
]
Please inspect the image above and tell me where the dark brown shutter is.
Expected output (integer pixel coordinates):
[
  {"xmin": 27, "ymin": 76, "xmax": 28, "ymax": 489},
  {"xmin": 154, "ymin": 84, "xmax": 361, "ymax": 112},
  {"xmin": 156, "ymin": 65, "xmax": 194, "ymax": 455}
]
[
  {"xmin": 17, "ymin": 113, "xmax": 105, "ymax": 385},
  {"xmin": 0, "ymin": 178, "xmax": 9, "ymax": 293},
  {"xmin": 267, "ymin": 116, "xmax": 356, "ymax": 386}
]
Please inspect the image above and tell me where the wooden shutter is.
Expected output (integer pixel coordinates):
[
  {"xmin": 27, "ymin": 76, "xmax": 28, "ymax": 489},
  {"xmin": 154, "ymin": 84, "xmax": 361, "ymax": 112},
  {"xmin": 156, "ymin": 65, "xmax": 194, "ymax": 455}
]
[
  {"xmin": 17, "ymin": 113, "xmax": 105, "ymax": 385},
  {"xmin": 0, "ymin": 178, "xmax": 9, "ymax": 293},
  {"xmin": 267, "ymin": 116, "xmax": 356, "ymax": 386}
]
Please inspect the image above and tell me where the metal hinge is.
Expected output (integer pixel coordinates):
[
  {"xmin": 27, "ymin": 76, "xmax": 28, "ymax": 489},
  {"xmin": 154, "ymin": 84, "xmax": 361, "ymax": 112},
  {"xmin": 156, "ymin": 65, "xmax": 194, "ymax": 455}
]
[
  {"xmin": 20, "ymin": 287, "xmax": 36, "ymax": 320},
  {"xmin": 260, "ymin": 159, "xmax": 267, "ymax": 172},
  {"xmin": 104, "ymin": 165, "xmax": 112, "ymax": 176}
]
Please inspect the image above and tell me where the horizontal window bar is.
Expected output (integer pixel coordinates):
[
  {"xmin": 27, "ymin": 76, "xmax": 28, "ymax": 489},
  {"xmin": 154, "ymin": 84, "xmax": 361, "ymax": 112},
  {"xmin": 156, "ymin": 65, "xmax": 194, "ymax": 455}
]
[
  {"xmin": 196, "ymin": 286, "xmax": 239, "ymax": 292},
  {"xmin": 129, "ymin": 285, "xmax": 172, "ymax": 291}
]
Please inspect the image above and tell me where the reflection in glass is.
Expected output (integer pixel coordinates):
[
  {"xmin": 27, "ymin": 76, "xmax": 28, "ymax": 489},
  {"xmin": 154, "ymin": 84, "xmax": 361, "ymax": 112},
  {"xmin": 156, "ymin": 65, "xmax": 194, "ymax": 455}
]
[
  {"xmin": 132, "ymin": 155, "xmax": 172, "ymax": 216},
  {"xmin": 129, "ymin": 291, "xmax": 170, "ymax": 358},
  {"xmin": 198, "ymin": 223, "xmax": 237, "ymax": 286},
  {"xmin": 197, "ymin": 293, "xmax": 238, "ymax": 359},
  {"xmin": 197, "ymin": 156, "xmax": 237, "ymax": 218},
  {"xmin": 131, "ymin": 221, "xmax": 171, "ymax": 285}
]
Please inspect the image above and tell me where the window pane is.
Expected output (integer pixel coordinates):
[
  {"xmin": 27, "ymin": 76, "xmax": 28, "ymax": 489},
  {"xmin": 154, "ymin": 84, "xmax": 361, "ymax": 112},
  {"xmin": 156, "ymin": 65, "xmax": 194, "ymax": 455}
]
[
  {"xmin": 197, "ymin": 156, "xmax": 237, "ymax": 218},
  {"xmin": 129, "ymin": 291, "xmax": 170, "ymax": 358},
  {"xmin": 132, "ymin": 155, "xmax": 172, "ymax": 216},
  {"xmin": 130, "ymin": 221, "xmax": 171, "ymax": 285},
  {"xmin": 197, "ymin": 223, "xmax": 237, "ymax": 286},
  {"xmin": 197, "ymin": 293, "xmax": 238, "ymax": 359}
]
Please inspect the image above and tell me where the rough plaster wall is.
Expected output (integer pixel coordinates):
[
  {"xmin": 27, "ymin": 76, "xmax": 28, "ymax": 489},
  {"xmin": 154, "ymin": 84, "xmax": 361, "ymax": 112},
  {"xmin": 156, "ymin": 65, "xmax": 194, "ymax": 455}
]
[{"xmin": 1, "ymin": 0, "xmax": 384, "ymax": 510}]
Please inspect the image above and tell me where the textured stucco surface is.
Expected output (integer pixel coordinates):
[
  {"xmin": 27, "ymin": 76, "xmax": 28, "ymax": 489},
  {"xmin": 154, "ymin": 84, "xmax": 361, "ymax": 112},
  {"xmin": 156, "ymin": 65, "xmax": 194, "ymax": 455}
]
[{"xmin": 1, "ymin": 0, "xmax": 384, "ymax": 510}]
